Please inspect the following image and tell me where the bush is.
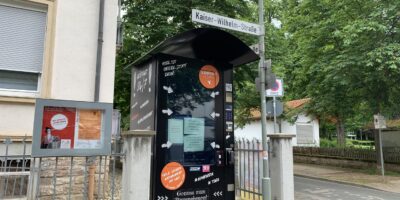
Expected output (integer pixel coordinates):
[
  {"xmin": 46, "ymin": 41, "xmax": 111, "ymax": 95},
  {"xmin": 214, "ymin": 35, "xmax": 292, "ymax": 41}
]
[{"xmin": 320, "ymin": 138, "xmax": 337, "ymax": 147}]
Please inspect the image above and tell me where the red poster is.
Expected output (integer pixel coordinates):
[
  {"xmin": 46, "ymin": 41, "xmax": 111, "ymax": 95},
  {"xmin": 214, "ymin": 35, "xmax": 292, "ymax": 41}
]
[{"xmin": 41, "ymin": 106, "xmax": 76, "ymax": 149}]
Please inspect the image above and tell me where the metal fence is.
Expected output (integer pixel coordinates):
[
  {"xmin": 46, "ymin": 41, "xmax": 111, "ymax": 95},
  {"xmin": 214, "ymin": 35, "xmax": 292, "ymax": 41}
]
[
  {"xmin": 0, "ymin": 138, "xmax": 30, "ymax": 199},
  {"xmin": 0, "ymin": 136, "xmax": 123, "ymax": 200},
  {"xmin": 293, "ymin": 147, "xmax": 400, "ymax": 164},
  {"xmin": 235, "ymin": 139, "xmax": 263, "ymax": 200}
]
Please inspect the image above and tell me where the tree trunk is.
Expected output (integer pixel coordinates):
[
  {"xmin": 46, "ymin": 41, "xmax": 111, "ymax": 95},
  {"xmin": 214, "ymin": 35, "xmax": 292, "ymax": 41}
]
[
  {"xmin": 373, "ymin": 129, "xmax": 383, "ymax": 170},
  {"xmin": 328, "ymin": 125, "xmax": 332, "ymax": 140},
  {"xmin": 336, "ymin": 119, "xmax": 346, "ymax": 147}
]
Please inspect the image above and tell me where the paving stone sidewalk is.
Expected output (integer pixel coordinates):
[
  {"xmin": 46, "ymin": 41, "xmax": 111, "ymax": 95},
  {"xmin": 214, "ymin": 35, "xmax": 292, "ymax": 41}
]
[{"xmin": 294, "ymin": 163, "xmax": 400, "ymax": 194}]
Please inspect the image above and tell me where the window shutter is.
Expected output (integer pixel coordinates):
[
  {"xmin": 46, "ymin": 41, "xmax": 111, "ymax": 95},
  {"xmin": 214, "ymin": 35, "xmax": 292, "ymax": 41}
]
[
  {"xmin": 296, "ymin": 123, "xmax": 314, "ymax": 144},
  {"xmin": 0, "ymin": 5, "xmax": 47, "ymax": 73}
]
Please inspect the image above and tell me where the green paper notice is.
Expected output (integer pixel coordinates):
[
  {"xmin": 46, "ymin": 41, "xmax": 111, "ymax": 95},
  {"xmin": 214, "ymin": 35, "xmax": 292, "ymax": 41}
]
[
  {"xmin": 183, "ymin": 118, "xmax": 205, "ymax": 152},
  {"xmin": 168, "ymin": 119, "xmax": 183, "ymax": 144}
]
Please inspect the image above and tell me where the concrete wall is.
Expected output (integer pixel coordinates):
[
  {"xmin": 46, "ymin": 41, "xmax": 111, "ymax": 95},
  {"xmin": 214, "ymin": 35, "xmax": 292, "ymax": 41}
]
[
  {"xmin": 235, "ymin": 114, "xmax": 320, "ymax": 146},
  {"xmin": 0, "ymin": 0, "xmax": 118, "ymax": 138}
]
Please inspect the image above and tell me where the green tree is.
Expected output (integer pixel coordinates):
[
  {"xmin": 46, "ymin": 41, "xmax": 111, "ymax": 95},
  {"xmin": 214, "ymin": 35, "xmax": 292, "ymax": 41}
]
[
  {"xmin": 283, "ymin": 0, "xmax": 357, "ymax": 147},
  {"xmin": 282, "ymin": 0, "xmax": 400, "ymax": 147}
]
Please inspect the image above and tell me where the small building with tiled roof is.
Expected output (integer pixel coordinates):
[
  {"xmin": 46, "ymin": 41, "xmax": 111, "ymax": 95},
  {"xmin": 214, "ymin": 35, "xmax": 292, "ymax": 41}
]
[{"xmin": 235, "ymin": 98, "xmax": 320, "ymax": 147}]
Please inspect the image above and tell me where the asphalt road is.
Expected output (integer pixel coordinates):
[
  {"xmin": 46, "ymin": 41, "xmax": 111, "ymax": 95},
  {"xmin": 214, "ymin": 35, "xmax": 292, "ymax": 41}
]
[{"xmin": 295, "ymin": 176, "xmax": 400, "ymax": 200}]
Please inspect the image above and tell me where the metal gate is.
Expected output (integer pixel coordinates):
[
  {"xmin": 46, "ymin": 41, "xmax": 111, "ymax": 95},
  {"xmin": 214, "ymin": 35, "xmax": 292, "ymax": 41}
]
[
  {"xmin": 0, "ymin": 136, "xmax": 123, "ymax": 200},
  {"xmin": 235, "ymin": 139, "xmax": 263, "ymax": 200}
]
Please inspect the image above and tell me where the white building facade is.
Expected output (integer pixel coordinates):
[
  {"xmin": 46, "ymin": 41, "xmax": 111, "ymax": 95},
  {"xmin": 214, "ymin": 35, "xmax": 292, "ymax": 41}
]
[
  {"xmin": 235, "ymin": 102, "xmax": 320, "ymax": 147},
  {"xmin": 0, "ymin": 0, "xmax": 119, "ymax": 151}
]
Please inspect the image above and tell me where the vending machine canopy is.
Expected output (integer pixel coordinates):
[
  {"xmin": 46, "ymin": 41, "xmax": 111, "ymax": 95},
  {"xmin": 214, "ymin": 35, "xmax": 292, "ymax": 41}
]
[{"xmin": 131, "ymin": 28, "xmax": 259, "ymax": 68}]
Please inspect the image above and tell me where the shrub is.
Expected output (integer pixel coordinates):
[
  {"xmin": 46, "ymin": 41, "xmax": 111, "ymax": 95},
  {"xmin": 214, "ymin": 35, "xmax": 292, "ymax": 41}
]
[
  {"xmin": 320, "ymin": 138, "xmax": 374, "ymax": 148},
  {"xmin": 320, "ymin": 138, "xmax": 337, "ymax": 147}
]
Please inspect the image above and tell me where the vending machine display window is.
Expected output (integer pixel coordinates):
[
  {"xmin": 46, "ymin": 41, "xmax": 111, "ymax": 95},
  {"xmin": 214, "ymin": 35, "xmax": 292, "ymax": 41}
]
[{"xmin": 162, "ymin": 58, "xmax": 217, "ymax": 166}]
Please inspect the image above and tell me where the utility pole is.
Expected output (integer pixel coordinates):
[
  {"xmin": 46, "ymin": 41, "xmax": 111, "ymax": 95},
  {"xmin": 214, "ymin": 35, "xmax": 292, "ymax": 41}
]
[{"xmin": 258, "ymin": 0, "xmax": 272, "ymax": 199}]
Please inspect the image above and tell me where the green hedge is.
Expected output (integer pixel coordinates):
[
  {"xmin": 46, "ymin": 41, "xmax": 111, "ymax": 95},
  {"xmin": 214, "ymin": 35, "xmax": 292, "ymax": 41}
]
[{"xmin": 320, "ymin": 138, "xmax": 374, "ymax": 149}]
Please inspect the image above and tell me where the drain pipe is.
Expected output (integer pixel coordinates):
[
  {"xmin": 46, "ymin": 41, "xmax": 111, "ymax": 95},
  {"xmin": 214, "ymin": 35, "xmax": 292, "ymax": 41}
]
[
  {"xmin": 89, "ymin": 1, "xmax": 105, "ymax": 199},
  {"xmin": 94, "ymin": 0, "xmax": 105, "ymax": 102}
]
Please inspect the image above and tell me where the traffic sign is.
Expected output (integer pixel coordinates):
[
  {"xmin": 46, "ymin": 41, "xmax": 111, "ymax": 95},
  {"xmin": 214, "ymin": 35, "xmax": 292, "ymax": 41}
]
[
  {"xmin": 192, "ymin": 9, "xmax": 261, "ymax": 36},
  {"xmin": 374, "ymin": 114, "xmax": 387, "ymax": 129},
  {"xmin": 266, "ymin": 100, "xmax": 283, "ymax": 117},
  {"xmin": 266, "ymin": 78, "xmax": 283, "ymax": 97}
]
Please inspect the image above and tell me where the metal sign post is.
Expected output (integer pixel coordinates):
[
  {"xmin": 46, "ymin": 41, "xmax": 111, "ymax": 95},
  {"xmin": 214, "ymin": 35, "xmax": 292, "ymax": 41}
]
[
  {"xmin": 266, "ymin": 78, "xmax": 284, "ymax": 134},
  {"xmin": 273, "ymin": 96, "xmax": 277, "ymax": 133},
  {"xmin": 374, "ymin": 114, "xmax": 386, "ymax": 177},
  {"xmin": 379, "ymin": 128, "xmax": 385, "ymax": 177},
  {"xmin": 257, "ymin": 0, "xmax": 272, "ymax": 199}
]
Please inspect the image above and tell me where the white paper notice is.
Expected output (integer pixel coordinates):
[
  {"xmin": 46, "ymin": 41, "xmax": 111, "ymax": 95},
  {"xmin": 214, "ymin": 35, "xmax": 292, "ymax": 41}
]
[
  {"xmin": 184, "ymin": 118, "xmax": 205, "ymax": 135},
  {"xmin": 74, "ymin": 140, "xmax": 102, "ymax": 149},
  {"xmin": 168, "ymin": 119, "xmax": 183, "ymax": 144},
  {"xmin": 183, "ymin": 118, "xmax": 205, "ymax": 152},
  {"xmin": 60, "ymin": 139, "xmax": 71, "ymax": 149}
]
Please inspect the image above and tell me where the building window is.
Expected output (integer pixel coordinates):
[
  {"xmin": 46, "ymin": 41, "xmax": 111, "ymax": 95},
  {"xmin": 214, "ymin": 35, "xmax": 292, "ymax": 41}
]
[{"xmin": 0, "ymin": 2, "xmax": 47, "ymax": 96}]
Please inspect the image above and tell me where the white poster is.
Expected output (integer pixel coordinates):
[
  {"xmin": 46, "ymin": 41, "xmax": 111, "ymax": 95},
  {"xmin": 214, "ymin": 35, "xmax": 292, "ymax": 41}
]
[
  {"xmin": 168, "ymin": 119, "xmax": 184, "ymax": 144},
  {"xmin": 183, "ymin": 118, "xmax": 205, "ymax": 152}
]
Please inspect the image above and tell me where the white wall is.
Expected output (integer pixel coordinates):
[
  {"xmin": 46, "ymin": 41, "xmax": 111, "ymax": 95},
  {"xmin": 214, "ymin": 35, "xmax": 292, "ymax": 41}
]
[
  {"xmin": 235, "ymin": 114, "xmax": 320, "ymax": 146},
  {"xmin": 0, "ymin": 0, "xmax": 118, "ymax": 137},
  {"xmin": 235, "ymin": 120, "xmax": 273, "ymax": 141},
  {"xmin": 0, "ymin": 102, "xmax": 35, "ymax": 137},
  {"xmin": 51, "ymin": 0, "xmax": 117, "ymax": 102}
]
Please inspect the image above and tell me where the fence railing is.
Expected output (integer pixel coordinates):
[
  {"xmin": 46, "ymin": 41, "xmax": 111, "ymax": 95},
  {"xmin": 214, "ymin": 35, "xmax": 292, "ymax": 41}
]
[
  {"xmin": 0, "ymin": 138, "xmax": 30, "ymax": 199},
  {"xmin": 235, "ymin": 139, "xmax": 263, "ymax": 200},
  {"xmin": 293, "ymin": 147, "xmax": 400, "ymax": 164},
  {"xmin": 0, "ymin": 136, "xmax": 123, "ymax": 200},
  {"xmin": 234, "ymin": 139, "xmax": 400, "ymax": 200}
]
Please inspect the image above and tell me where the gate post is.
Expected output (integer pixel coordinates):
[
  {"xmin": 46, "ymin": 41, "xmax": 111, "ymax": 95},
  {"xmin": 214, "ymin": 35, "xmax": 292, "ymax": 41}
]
[
  {"xmin": 267, "ymin": 133, "xmax": 296, "ymax": 200},
  {"xmin": 121, "ymin": 130, "xmax": 155, "ymax": 200}
]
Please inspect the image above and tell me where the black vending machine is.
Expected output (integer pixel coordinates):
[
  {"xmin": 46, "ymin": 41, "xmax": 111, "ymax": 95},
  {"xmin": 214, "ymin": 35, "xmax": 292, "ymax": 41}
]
[{"xmin": 130, "ymin": 28, "xmax": 259, "ymax": 200}]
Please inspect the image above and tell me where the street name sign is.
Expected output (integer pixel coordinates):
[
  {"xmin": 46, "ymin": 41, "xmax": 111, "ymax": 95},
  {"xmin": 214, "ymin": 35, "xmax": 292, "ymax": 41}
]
[{"xmin": 192, "ymin": 9, "xmax": 261, "ymax": 36}]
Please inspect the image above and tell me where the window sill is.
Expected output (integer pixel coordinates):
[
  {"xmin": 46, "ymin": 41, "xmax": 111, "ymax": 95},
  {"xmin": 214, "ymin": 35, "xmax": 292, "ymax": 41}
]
[{"xmin": 0, "ymin": 96, "xmax": 36, "ymax": 104}]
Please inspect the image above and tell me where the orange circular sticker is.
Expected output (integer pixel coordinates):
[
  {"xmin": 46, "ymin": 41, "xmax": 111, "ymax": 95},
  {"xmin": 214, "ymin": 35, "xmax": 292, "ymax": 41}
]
[
  {"xmin": 199, "ymin": 65, "xmax": 220, "ymax": 89},
  {"xmin": 160, "ymin": 162, "xmax": 186, "ymax": 190}
]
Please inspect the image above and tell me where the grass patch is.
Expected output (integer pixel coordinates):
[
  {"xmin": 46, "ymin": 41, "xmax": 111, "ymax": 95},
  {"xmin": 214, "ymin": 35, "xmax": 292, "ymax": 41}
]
[{"xmin": 337, "ymin": 165, "xmax": 400, "ymax": 177}]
